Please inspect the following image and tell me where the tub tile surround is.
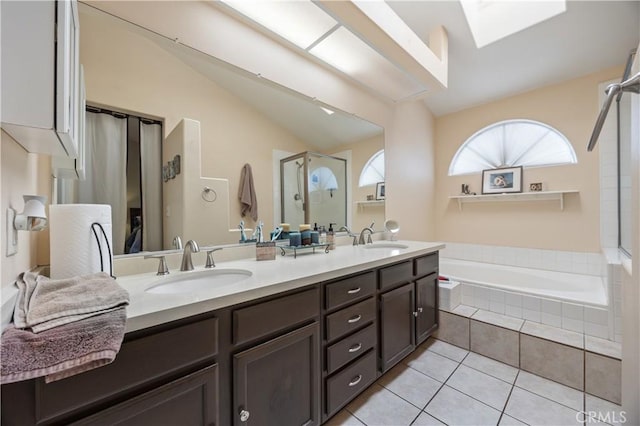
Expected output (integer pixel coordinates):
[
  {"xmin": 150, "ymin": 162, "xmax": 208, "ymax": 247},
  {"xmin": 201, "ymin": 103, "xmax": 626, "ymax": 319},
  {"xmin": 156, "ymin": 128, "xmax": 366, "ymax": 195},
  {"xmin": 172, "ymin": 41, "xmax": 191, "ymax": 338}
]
[
  {"xmin": 435, "ymin": 305, "xmax": 622, "ymax": 405},
  {"xmin": 327, "ymin": 337, "xmax": 625, "ymax": 426}
]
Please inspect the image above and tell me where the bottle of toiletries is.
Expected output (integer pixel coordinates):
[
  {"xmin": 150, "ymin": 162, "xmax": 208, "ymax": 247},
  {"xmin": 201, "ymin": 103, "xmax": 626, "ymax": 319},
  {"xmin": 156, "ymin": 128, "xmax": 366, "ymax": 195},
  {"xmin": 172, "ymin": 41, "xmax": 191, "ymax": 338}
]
[
  {"xmin": 319, "ymin": 226, "xmax": 327, "ymax": 244},
  {"xmin": 327, "ymin": 223, "xmax": 335, "ymax": 250},
  {"xmin": 313, "ymin": 223, "xmax": 318, "ymax": 231}
]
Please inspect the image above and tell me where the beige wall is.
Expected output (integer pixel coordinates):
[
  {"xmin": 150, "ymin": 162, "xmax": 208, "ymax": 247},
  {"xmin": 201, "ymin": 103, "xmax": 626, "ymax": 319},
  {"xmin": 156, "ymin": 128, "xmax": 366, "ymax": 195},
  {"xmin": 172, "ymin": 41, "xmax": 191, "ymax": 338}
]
[
  {"xmin": 434, "ymin": 66, "xmax": 623, "ymax": 252},
  {"xmin": 80, "ymin": 10, "xmax": 310, "ymax": 244}
]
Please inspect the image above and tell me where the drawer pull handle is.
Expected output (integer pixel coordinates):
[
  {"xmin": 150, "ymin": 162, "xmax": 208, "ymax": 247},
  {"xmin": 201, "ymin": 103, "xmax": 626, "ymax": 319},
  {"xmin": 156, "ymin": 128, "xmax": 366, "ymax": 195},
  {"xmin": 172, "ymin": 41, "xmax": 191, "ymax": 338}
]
[
  {"xmin": 347, "ymin": 287, "xmax": 361, "ymax": 295},
  {"xmin": 348, "ymin": 343, "xmax": 362, "ymax": 353},
  {"xmin": 239, "ymin": 409, "xmax": 250, "ymax": 422},
  {"xmin": 348, "ymin": 375, "xmax": 363, "ymax": 387},
  {"xmin": 347, "ymin": 314, "xmax": 362, "ymax": 324}
]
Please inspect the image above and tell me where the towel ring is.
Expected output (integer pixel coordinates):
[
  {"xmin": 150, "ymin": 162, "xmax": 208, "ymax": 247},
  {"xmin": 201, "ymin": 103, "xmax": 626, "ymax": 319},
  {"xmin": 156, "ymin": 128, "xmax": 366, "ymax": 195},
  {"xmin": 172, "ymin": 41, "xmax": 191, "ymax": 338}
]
[{"xmin": 202, "ymin": 187, "xmax": 217, "ymax": 202}]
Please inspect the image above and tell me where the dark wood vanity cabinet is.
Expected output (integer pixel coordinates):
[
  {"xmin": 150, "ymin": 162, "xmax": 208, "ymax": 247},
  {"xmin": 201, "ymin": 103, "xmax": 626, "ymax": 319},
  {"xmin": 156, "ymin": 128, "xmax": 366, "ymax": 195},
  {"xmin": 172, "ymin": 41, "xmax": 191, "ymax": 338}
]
[
  {"xmin": 1, "ymin": 251, "xmax": 439, "ymax": 426},
  {"xmin": 379, "ymin": 253, "xmax": 439, "ymax": 372}
]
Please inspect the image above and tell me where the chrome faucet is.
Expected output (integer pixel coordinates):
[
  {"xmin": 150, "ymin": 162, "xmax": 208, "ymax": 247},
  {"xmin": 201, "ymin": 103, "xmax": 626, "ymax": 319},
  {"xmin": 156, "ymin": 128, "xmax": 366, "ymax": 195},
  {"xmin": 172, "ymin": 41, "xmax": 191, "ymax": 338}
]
[
  {"xmin": 338, "ymin": 226, "xmax": 358, "ymax": 246},
  {"xmin": 358, "ymin": 223, "xmax": 375, "ymax": 245},
  {"xmin": 172, "ymin": 236, "xmax": 183, "ymax": 250},
  {"xmin": 180, "ymin": 240, "xmax": 200, "ymax": 271}
]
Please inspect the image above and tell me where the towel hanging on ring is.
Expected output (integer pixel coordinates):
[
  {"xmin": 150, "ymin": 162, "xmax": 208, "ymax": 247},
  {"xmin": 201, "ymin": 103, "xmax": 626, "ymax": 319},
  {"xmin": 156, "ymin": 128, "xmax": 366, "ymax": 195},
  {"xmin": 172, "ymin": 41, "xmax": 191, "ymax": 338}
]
[{"xmin": 238, "ymin": 163, "xmax": 258, "ymax": 221}]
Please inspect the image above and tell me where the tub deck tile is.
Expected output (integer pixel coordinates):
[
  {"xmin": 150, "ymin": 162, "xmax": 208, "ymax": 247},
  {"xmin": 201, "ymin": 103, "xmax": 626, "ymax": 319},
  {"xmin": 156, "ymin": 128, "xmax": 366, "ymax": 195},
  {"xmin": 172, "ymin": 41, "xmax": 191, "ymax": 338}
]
[
  {"xmin": 521, "ymin": 321, "xmax": 584, "ymax": 349},
  {"xmin": 471, "ymin": 309, "xmax": 524, "ymax": 331},
  {"xmin": 452, "ymin": 304, "xmax": 477, "ymax": 318},
  {"xmin": 585, "ymin": 335, "xmax": 622, "ymax": 359}
]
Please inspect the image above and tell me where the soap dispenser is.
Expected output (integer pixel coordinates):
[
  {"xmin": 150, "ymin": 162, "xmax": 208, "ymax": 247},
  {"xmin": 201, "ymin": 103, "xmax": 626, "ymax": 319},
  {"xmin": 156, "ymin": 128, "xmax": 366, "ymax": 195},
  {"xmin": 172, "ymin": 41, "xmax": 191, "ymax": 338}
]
[{"xmin": 327, "ymin": 223, "xmax": 336, "ymax": 250}]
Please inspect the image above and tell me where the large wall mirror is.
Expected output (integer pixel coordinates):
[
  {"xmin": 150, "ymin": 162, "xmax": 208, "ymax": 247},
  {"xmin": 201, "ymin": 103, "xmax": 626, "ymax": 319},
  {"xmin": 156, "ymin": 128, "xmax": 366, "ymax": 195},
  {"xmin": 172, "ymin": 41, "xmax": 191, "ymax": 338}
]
[{"xmin": 54, "ymin": 2, "xmax": 384, "ymax": 256}]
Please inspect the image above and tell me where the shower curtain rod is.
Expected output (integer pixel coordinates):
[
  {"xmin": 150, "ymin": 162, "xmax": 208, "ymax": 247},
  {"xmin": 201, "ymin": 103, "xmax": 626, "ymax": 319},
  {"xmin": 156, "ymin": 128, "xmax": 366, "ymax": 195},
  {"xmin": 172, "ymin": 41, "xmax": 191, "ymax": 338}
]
[
  {"xmin": 587, "ymin": 48, "xmax": 639, "ymax": 152},
  {"xmin": 85, "ymin": 105, "xmax": 163, "ymax": 126}
]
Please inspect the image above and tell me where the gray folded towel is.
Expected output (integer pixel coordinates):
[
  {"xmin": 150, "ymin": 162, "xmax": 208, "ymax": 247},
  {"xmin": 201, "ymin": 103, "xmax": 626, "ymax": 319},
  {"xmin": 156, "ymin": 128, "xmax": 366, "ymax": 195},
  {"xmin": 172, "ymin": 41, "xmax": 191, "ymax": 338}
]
[
  {"xmin": 13, "ymin": 271, "xmax": 129, "ymax": 333},
  {"xmin": 1, "ymin": 307, "xmax": 126, "ymax": 384}
]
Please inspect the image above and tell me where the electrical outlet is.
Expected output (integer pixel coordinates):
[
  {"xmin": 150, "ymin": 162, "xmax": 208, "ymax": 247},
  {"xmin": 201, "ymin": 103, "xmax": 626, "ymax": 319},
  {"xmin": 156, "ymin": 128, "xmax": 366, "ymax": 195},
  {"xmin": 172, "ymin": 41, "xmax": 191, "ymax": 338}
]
[{"xmin": 6, "ymin": 208, "xmax": 17, "ymax": 257}]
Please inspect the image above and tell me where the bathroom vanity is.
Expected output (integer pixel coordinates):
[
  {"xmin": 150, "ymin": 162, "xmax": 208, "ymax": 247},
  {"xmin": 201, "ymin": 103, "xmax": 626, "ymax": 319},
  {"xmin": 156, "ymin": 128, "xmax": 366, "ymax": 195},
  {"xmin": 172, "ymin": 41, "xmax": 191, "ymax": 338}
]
[{"xmin": 1, "ymin": 241, "xmax": 442, "ymax": 425}]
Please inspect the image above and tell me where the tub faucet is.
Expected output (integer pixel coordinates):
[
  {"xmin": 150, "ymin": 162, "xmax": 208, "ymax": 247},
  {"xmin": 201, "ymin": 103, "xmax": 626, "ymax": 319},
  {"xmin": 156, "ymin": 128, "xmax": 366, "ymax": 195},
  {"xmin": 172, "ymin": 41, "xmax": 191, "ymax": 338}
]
[
  {"xmin": 338, "ymin": 226, "xmax": 358, "ymax": 245},
  {"xmin": 180, "ymin": 240, "xmax": 200, "ymax": 271},
  {"xmin": 358, "ymin": 223, "xmax": 375, "ymax": 245}
]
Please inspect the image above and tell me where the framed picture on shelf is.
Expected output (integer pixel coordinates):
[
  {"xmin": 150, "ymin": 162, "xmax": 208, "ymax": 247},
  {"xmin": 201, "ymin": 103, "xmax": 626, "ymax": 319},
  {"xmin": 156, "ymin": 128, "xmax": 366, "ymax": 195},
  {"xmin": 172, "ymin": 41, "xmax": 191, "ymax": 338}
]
[
  {"xmin": 376, "ymin": 182, "xmax": 385, "ymax": 200},
  {"xmin": 482, "ymin": 166, "xmax": 523, "ymax": 194}
]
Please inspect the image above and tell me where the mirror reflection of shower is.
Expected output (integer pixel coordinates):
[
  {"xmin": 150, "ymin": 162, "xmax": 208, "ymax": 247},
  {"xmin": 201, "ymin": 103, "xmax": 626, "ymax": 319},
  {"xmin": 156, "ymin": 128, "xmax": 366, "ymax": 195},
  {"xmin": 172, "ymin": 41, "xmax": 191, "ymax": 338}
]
[{"xmin": 280, "ymin": 152, "xmax": 347, "ymax": 229}]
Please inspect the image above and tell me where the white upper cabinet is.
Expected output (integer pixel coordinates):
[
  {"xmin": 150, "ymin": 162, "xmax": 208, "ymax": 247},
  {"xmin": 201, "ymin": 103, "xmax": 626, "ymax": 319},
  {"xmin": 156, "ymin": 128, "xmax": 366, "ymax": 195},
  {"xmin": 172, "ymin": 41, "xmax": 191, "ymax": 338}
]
[{"xmin": 1, "ymin": 0, "xmax": 81, "ymax": 158}]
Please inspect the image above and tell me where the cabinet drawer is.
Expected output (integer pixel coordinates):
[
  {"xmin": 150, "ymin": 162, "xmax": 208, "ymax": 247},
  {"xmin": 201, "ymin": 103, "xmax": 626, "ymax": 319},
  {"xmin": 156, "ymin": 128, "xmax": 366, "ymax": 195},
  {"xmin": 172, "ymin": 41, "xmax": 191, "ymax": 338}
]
[
  {"xmin": 325, "ymin": 298, "xmax": 375, "ymax": 342},
  {"xmin": 379, "ymin": 261, "xmax": 413, "ymax": 290},
  {"xmin": 233, "ymin": 287, "xmax": 319, "ymax": 346},
  {"xmin": 326, "ymin": 350, "xmax": 377, "ymax": 416},
  {"xmin": 36, "ymin": 317, "xmax": 218, "ymax": 424},
  {"xmin": 326, "ymin": 324, "xmax": 376, "ymax": 375},
  {"xmin": 325, "ymin": 271, "xmax": 376, "ymax": 310},
  {"xmin": 415, "ymin": 253, "xmax": 438, "ymax": 277}
]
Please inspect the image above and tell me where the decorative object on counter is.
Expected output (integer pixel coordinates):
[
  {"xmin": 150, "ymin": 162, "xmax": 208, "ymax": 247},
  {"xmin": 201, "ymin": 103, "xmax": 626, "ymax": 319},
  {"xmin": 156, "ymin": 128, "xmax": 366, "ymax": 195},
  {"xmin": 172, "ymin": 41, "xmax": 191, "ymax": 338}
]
[
  {"xmin": 252, "ymin": 221, "xmax": 264, "ymax": 243},
  {"xmin": 376, "ymin": 182, "xmax": 385, "ymax": 200},
  {"xmin": 49, "ymin": 204, "xmax": 113, "ymax": 279},
  {"xmin": 6, "ymin": 194, "xmax": 48, "ymax": 256},
  {"xmin": 530, "ymin": 182, "xmax": 543, "ymax": 192},
  {"xmin": 460, "ymin": 184, "xmax": 476, "ymax": 195},
  {"xmin": 280, "ymin": 243, "xmax": 330, "ymax": 259},
  {"xmin": 289, "ymin": 232, "xmax": 302, "ymax": 247},
  {"xmin": 481, "ymin": 166, "xmax": 523, "ymax": 194},
  {"xmin": 319, "ymin": 226, "xmax": 327, "ymax": 244},
  {"xmin": 1, "ymin": 271, "xmax": 130, "ymax": 384},
  {"xmin": 270, "ymin": 226, "xmax": 283, "ymax": 241},
  {"xmin": 327, "ymin": 223, "xmax": 336, "ymax": 250},
  {"xmin": 280, "ymin": 223, "xmax": 290, "ymax": 232},
  {"xmin": 310, "ymin": 231, "xmax": 319, "ymax": 244},
  {"xmin": 256, "ymin": 241, "xmax": 277, "ymax": 261},
  {"xmin": 238, "ymin": 163, "xmax": 258, "ymax": 221},
  {"xmin": 384, "ymin": 219, "xmax": 400, "ymax": 241},
  {"xmin": 301, "ymin": 229, "xmax": 312, "ymax": 246},
  {"xmin": 201, "ymin": 186, "xmax": 217, "ymax": 202},
  {"xmin": 239, "ymin": 220, "xmax": 247, "ymax": 242},
  {"xmin": 299, "ymin": 224, "xmax": 311, "ymax": 232}
]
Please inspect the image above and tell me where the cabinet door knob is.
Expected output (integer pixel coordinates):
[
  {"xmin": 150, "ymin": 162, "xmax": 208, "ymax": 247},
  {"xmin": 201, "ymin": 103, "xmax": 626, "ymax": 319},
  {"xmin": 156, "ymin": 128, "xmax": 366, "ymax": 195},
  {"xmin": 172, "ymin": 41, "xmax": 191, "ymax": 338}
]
[
  {"xmin": 347, "ymin": 314, "xmax": 362, "ymax": 324},
  {"xmin": 239, "ymin": 409, "xmax": 250, "ymax": 422},
  {"xmin": 418, "ymin": 307, "xmax": 423, "ymax": 313},
  {"xmin": 348, "ymin": 343, "xmax": 362, "ymax": 353},
  {"xmin": 413, "ymin": 311, "xmax": 419, "ymax": 317},
  {"xmin": 348, "ymin": 374, "xmax": 363, "ymax": 387},
  {"xmin": 347, "ymin": 287, "xmax": 361, "ymax": 295}
]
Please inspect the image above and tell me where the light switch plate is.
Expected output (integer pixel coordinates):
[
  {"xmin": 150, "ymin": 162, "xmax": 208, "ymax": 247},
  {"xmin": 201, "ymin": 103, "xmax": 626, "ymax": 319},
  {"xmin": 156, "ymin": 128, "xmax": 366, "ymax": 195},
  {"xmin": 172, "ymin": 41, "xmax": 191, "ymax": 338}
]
[{"xmin": 6, "ymin": 208, "xmax": 17, "ymax": 257}]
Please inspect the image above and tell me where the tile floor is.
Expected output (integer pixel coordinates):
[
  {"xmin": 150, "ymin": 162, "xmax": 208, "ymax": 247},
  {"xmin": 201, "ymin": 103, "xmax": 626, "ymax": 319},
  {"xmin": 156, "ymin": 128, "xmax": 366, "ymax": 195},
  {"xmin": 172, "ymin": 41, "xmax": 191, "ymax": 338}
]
[{"xmin": 327, "ymin": 338, "xmax": 625, "ymax": 426}]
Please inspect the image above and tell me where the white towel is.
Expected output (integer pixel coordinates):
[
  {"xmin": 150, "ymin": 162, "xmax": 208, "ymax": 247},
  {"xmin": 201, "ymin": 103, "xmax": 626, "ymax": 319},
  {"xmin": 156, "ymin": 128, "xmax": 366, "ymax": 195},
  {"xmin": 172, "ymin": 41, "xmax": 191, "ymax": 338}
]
[{"xmin": 13, "ymin": 271, "xmax": 129, "ymax": 333}]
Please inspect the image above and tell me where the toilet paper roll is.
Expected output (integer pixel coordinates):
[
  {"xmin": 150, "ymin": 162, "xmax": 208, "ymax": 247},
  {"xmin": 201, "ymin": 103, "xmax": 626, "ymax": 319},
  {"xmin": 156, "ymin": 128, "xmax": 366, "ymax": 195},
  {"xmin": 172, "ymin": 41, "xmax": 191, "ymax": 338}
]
[{"xmin": 50, "ymin": 204, "xmax": 113, "ymax": 279}]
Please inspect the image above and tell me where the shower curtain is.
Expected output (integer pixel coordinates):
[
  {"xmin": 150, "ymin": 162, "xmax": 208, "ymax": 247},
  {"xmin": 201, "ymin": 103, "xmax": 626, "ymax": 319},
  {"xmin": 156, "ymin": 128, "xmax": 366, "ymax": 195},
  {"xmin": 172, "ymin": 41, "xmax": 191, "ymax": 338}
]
[
  {"xmin": 78, "ymin": 112, "xmax": 127, "ymax": 255},
  {"xmin": 140, "ymin": 122, "xmax": 163, "ymax": 252}
]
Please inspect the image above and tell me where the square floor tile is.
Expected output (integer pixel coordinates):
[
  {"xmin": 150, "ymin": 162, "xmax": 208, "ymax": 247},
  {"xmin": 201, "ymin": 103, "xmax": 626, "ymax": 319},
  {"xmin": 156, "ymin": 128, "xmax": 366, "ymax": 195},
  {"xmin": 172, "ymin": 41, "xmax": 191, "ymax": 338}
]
[
  {"xmin": 404, "ymin": 347, "xmax": 459, "ymax": 383},
  {"xmin": 585, "ymin": 394, "xmax": 625, "ymax": 426},
  {"xmin": 515, "ymin": 370, "xmax": 584, "ymax": 410},
  {"xmin": 377, "ymin": 363, "xmax": 442, "ymax": 409},
  {"xmin": 411, "ymin": 412, "xmax": 446, "ymax": 426},
  {"xmin": 325, "ymin": 409, "xmax": 365, "ymax": 426},
  {"xmin": 425, "ymin": 385, "xmax": 502, "ymax": 426},
  {"xmin": 498, "ymin": 414, "xmax": 527, "ymax": 425},
  {"xmin": 505, "ymin": 387, "xmax": 581, "ymax": 425},
  {"xmin": 462, "ymin": 352, "xmax": 519, "ymax": 384},
  {"xmin": 446, "ymin": 364, "xmax": 513, "ymax": 410},
  {"xmin": 423, "ymin": 338, "xmax": 469, "ymax": 362},
  {"xmin": 347, "ymin": 384, "xmax": 421, "ymax": 426}
]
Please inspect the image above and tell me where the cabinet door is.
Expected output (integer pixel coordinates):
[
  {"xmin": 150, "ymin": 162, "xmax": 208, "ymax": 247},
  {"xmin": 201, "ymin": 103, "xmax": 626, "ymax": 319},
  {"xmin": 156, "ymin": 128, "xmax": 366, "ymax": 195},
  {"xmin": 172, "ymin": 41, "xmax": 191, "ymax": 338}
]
[
  {"xmin": 380, "ymin": 283, "xmax": 415, "ymax": 373},
  {"xmin": 234, "ymin": 323, "xmax": 320, "ymax": 426},
  {"xmin": 72, "ymin": 364, "xmax": 218, "ymax": 426},
  {"xmin": 415, "ymin": 273, "xmax": 439, "ymax": 345}
]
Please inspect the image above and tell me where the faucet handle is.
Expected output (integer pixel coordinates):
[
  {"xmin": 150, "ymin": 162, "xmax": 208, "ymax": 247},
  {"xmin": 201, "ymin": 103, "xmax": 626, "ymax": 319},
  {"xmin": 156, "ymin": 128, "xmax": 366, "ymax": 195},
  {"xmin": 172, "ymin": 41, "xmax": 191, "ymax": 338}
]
[
  {"xmin": 201, "ymin": 247, "xmax": 223, "ymax": 268},
  {"xmin": 144, "ymin": 254, "xmax": 169, "ymax": 275},
  {"xmin": 367, "ymin": 234, "xmax": 373, "ymax": 244}
]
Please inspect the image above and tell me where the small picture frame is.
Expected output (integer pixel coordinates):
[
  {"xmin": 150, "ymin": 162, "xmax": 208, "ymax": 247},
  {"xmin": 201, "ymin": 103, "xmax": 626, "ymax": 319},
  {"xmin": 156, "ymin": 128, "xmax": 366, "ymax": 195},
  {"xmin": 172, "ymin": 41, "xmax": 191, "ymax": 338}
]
[
  {"xmin": 482, "ymin": 166, "xmax": 523, "ymax": 194},
  {"xmin": 376, "ymin": 182, "xmax": 385, "ymax": 200}
]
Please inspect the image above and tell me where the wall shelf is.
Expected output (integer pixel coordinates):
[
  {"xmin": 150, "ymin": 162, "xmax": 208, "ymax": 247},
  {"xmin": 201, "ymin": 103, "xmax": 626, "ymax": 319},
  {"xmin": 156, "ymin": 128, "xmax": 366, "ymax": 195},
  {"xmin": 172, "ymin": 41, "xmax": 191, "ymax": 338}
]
[
  {"xmin": 355, "ymin": 200, "xmax": 384, "ymax": 211},
  {"xmin": 449, "ymin": 190, "xmax": 579, "ymax": 211}
]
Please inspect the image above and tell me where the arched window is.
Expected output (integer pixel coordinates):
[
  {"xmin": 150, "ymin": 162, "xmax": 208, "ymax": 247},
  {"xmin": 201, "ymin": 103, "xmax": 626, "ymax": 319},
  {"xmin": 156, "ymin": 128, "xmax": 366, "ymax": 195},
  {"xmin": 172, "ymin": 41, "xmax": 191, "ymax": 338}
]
[
  {"xmin": 359, "ymin": 149, "xmax": 384, "ymax": 187},
  {"xmin": 448, "ymin": 119, "xmax": 577, "ymax": 176}
]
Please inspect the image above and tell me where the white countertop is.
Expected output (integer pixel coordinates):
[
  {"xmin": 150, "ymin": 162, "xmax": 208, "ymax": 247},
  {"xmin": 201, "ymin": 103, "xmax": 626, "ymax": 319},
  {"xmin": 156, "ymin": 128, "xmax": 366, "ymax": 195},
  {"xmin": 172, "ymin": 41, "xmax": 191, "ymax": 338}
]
[{"xmin": 117, "ymin": 240, "xmax": 444, "ymax": 333}]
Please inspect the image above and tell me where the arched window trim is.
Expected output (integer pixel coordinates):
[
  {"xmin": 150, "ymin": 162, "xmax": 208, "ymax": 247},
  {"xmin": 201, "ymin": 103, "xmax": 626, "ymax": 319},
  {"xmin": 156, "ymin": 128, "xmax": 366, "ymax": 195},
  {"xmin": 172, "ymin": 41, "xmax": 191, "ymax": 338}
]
[
  {"xmin": 359, "ymin": 149, "xmax": 385, "ymax": 187},
  {"xmin": 448, "ymin": 119, "xmax": 577, "ymax": 176}
]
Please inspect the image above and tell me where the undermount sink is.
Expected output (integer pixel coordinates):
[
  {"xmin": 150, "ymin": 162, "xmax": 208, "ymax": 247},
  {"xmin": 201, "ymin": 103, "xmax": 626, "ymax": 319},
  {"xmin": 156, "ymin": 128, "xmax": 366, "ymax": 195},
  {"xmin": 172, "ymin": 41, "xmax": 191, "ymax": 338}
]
[
  {"xmin": 146, "ymin": 268, "xmax": 252, "ymax": 294},
  {"xmin": 362, "ymin": 243, "xmax": 409, "ymax": 250}
]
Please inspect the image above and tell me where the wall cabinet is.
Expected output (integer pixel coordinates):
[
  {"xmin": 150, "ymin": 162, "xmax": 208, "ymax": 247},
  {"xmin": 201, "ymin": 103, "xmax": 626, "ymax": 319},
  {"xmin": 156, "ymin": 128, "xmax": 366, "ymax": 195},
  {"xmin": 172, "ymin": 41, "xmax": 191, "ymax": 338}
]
[
  {"xmin": 1, "ymin": 0, "xmax": 81, "ymax": 157},
  {"xmin": 1, "ymin": 252, "xmax": 439, "ymax": 426}
]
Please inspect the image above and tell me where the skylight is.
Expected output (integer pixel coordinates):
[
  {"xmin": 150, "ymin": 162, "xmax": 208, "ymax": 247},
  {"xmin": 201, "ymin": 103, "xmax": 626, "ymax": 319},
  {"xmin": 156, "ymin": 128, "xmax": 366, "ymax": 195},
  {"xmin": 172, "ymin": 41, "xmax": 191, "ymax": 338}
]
[{"xmin": 460, "ymin": 0, "xmax": 567, "ymax": 48}]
